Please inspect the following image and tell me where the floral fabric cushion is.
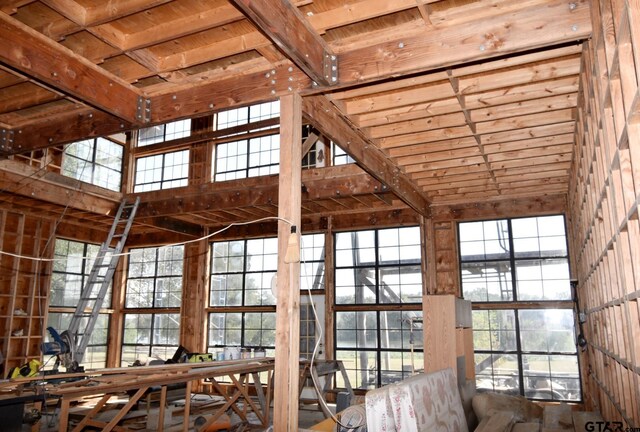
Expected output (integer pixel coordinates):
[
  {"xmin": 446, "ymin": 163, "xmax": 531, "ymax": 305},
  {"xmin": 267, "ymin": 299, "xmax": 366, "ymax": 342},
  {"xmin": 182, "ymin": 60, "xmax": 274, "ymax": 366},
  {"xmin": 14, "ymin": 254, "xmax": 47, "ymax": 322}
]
[{"xmin": 365, "ymin": 368, "xmax": 468, "ymax": 432}]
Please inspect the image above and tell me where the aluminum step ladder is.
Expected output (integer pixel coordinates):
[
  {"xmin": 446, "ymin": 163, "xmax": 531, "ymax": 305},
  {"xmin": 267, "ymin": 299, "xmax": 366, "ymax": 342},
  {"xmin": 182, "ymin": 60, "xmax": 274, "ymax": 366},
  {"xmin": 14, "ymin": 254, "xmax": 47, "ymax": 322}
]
[{"xmin": 63, "ymin": 197, "xmax": 140, "ymax": 369}]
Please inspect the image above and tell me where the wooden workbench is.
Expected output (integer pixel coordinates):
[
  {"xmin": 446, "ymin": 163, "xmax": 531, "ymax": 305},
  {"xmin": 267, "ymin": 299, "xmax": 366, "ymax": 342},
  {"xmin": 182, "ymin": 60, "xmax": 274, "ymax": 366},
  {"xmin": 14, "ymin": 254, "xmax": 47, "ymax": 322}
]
[{"xmin": 43, "ymin": 357, "xmax": 275, "ymax": 432}]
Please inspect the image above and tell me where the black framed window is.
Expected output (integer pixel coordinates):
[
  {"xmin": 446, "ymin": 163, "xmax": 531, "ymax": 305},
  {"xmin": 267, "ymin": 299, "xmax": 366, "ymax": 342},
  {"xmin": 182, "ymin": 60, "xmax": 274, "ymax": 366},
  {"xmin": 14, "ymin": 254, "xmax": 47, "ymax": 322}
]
[
  {"xmin": 459, "ymin": 215, "xmax": 581, "ymax": 402},
  {"xmin": 121, "ymin": 313, "xmax": 181, "ymax": 365},
  {"xmin": 61, "ymin": 137, "xmax": 123, "ymax": 191},
  {"xmin": 332, "ymin": 142, "xmax": 355, "ymax": 166},
  {"xmin": 47, "ymin": 238, "xmax": 112, "ymax": 369},
  {"xmin": 208, "ymin": 234, "xmax": 326, "ymax": 358},
  {"xmin": 334, "ymin": 227, "xmax": 423, "ymax": 389},
  {"xmin": 214, "ymin": 135, "xmax": 280, "ymax": 181},
  {"xmin": 121, "ymin": 245, "xmax": 184, "ymax": 365},
  {"xmin": 216, "ymin": 101, "xmax": 279, "ymax": 131},
  {"xmin": 134, "ymin": 149, "xmax": 189, "ymax": 192},
  {"xmin": 138, "ymin": 119, "xmax": 191, "ymax": 146}
]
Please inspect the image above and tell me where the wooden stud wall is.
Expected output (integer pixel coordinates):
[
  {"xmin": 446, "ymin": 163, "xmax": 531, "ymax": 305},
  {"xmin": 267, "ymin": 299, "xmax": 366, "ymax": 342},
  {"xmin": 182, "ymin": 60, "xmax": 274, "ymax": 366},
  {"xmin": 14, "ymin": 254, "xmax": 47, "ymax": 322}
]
[
  {"xmin": 0, "ymin": 209, "xmax": 54, "ymax": 375},
  {"xmin": 568, "ymin": 0, "xmax": 640, "ymax": 426}
]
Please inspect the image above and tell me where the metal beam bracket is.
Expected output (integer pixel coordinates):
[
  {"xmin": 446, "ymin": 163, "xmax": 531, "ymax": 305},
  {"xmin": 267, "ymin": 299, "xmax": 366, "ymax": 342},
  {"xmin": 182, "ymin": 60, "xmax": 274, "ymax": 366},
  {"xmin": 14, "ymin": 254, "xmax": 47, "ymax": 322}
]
[
  {"xmin": 0, "ymin": 129, "xmax": 14, "ymax": 151},
  {"xmin": 136, "ymin": 97, "xmax": 152, "ymax": 123},
  {"xmin": 323, "ymin": 53, "xmax": 338, "ymax": 85}
]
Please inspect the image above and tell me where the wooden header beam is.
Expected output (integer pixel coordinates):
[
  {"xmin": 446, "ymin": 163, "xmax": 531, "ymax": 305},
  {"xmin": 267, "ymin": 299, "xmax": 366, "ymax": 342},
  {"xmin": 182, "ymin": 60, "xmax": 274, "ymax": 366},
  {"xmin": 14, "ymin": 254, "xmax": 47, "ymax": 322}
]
[
  {"xmin": 0, "ymin": 12, "xmax": 145, "ymax": 124},
  {"xmin": 135, "ymin": 164, "xmax": 384, "ymax": 218},
  {"xmin": 302, "ymin": 95, "xmax": 431, "ymax": 217},
  {"xmin": 230, "ymin": 0, "xmax": 336, "ymax": 86},
  {"xmin": 0, "ymin": 159, "xmax": 120, "ymax": 215}
]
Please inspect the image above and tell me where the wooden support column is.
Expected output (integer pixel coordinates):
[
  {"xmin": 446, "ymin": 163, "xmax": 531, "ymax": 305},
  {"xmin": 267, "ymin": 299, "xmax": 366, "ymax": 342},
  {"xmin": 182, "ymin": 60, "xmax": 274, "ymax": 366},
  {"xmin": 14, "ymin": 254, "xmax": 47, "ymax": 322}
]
[
  {"xmin": 420, "ymin": 215, "xmax": 435, "ymax": 295},
  {"xmin": 181, "ymin": 238, "xmax": 209, "ymax": 353},
  {"xmin": 324, "ymin": 217, "xmax": 335, "ymax": 361},
  {"xmin": 274, "ymin": 92, "xmax": 302, "ymax": 432},
  {"xmin": 106, "ymin": 258, "xmax": 126, "ymax": 368}
]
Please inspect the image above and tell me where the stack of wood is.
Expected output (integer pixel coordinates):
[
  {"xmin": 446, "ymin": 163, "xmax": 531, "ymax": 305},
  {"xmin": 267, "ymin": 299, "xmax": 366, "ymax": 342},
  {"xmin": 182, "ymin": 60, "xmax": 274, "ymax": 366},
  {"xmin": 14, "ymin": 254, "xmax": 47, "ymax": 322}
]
[{"xmin": 473, "ymin": 393, "xmax": 603, "ymax": 432}]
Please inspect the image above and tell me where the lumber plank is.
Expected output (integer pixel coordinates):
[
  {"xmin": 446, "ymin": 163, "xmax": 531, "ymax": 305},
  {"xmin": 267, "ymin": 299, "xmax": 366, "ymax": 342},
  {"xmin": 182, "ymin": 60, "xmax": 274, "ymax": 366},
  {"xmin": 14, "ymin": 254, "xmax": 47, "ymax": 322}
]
[
  {"xmin": 475, "ymin": 410, "xmax": 516, "ymax": 432},
  {"xmin": 543, "ymin": 405, "xmax": 573, "ymax": 429}
]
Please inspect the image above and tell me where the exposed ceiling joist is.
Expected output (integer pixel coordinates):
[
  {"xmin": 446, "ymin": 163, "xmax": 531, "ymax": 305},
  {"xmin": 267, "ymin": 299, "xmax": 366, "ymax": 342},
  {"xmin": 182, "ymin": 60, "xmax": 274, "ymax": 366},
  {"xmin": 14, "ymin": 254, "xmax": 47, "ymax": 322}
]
[
  {"xmin": 230, "ymin": 0, "xmax": 337, "ymax": 86},
  {"xmin": 0, "ymin": 12, "xmax": 145, "ymax": 124},
  {"xmin": 302, "ymin": 95, "xmax": 430, "ymax": 217},
  {"xmin": 2, "ymin": 0, "xmax": 591, "ymax": 156}
]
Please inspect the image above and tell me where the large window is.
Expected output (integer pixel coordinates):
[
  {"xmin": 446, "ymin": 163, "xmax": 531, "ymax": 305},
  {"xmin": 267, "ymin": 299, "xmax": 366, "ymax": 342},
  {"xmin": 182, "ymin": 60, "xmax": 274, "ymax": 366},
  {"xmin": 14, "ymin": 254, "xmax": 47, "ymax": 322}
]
[
  {"xmin": 122, "ymin": 245, "xmax": 184, "ymax": 365},
  {"xmin": 61, "ymin": 138, "xmax": 123, "ymax": 191},
  {"xmin": 138, "ymin": 119, "xmax": 191, "ymax": 146},
  {"xmin": 334, "ymin": 227, "xmax": 423, "ymax": 389},
  {"xmin": 125, "ymin": 245, "xmax": 184, "ymax": 308},
  {"xmin": 50, "ymin": 239, "xmax": 111, "ymax": 308},
  {"xmin": 214, "ymin": 135, "xmax": 279, "ymax": 181},
  {"xmin": 134, "ymin": 149, "xmax": 189, "ymax": 192},
  {"xmin": 216, "ymin": 101, "xmax": 279, "ymax": 131},
  {"xmin": 459, "ymin": 215, "xmax": 580, "ymax": 402},
  {"xmin": 122, "ymin": 313, "xmax": 181, "ymax": 365},
  {"xmin": 48, "ymin": 239, "xmax": 111, "ymax": 368},
  {"xmin": 209, "ymin": 238, "xmax": 277, "ymax": 357},
  {"xmin": 208, "ymin": 234, "xmax": 325, "ymax": 357},
  {"xmin": 210, "ymin": 238, "xmax": 277, "ymax": 308},
  {"xmin": 46, "ymin": 313, "xmax": 109, "ymax": 369}
]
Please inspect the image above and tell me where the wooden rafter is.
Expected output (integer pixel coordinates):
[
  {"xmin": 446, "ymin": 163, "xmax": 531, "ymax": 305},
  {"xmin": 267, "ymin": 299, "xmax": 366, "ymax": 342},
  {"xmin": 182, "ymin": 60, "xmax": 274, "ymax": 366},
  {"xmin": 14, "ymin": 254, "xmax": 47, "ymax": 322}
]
[
  {"xmin": 0, "ymin": 12, "xmax": 145, "ymax": 125},
  {"xmin": 302, "ymin": 95, "xmax": 431, "ymax": 216},
  {"xmin": 230, "ymin": 0, "xmax": 336, "ymax": 86}
]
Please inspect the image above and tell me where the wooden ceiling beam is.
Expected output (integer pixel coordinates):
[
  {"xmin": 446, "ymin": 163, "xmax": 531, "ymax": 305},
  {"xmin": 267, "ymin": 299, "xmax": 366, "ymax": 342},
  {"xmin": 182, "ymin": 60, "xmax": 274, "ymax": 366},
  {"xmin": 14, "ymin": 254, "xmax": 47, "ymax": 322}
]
[
  {"xmin": 302, "ymin": 95, "xmax": 431, "ymax": 216},
  {"xmin": 135, "ymin": 165, "xmax": 386, "ymax": 218},
  {"xmin": 0, "ymin": 12, "xmax": 145, "ymax": 125},
  {"xmin": 230, "ymin": 0, "xmax": 336, "ymax": 86},
  {"xmin": 7, "ymin": 108, "xmax": 131, "ymax": 153}
]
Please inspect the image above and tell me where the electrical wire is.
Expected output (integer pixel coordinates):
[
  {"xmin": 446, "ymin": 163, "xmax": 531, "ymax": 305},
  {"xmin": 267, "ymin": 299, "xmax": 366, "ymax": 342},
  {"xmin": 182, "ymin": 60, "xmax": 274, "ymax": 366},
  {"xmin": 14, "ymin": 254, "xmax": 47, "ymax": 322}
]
[
  {"xmin": 0, "ymin": 215, "xmax": 295, "ymax": 262},
  {"xmin": 301, "ymin": 237, "xmax": 367, "ymax": 431}
]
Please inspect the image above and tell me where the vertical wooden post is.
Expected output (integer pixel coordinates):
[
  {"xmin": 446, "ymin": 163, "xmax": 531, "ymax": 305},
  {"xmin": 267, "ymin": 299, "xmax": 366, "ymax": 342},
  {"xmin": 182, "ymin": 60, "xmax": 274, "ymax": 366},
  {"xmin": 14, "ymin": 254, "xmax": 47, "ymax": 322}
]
[
  {"xmin": 107, "ymin": 256, "xmax": 126, "ymax": 367},
  {"xmin": 420, "ymin": 215, "xmax": 435, "ymax": 295},
  {"xmin": 324, "ymin": 218, "xmax": 335, "ymax": 361},
  {"xmin": 181, "ymin": 238, "xmax": 209, "ymax": 352},
  {"xmin": 274, "ymin": 92, "xmax": 302, "ymax": 432}
]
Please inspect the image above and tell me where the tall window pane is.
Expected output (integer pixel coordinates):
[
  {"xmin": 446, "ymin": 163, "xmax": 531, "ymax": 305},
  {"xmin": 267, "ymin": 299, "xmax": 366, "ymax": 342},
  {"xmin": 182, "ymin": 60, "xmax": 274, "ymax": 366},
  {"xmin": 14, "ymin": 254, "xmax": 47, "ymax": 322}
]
[
  {"xmin": 335, "ymin": 226, "xmax": 423, "ymax": 389},
  {"xmin": 122, "ymin": 245, "xmax": 184, "ymax": 365},
  {"xmin": 62, "ymin": 138, "xmax": 123, "ymax": 191},
  {"xmin": 460, "ymin": 215, "xmax": 580, "ymax": 402}
]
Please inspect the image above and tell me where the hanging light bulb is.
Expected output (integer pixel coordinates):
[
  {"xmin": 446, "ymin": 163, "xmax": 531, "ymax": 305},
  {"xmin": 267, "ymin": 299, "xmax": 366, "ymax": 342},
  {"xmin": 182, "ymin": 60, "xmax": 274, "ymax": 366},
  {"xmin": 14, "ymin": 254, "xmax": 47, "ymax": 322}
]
[{"xmin": 284, "ymin": 225, "xmax": 300, "ymax": 263}]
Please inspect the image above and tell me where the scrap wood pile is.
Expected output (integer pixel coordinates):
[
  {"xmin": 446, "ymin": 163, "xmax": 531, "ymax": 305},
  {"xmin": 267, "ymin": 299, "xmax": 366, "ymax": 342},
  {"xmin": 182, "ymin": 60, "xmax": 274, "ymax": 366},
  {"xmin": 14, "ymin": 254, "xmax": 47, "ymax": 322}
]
[{"xmin": 473, "ymin": 393, "xmax": 604, "ymax": 432}]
